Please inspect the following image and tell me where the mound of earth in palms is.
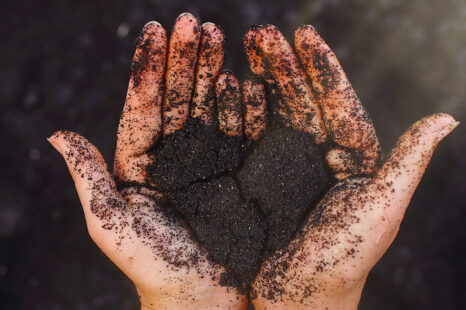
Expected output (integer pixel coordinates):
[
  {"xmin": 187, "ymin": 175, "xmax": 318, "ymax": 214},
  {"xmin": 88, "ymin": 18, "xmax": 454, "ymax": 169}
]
[{"xmin": 148, "ymin": 117, "xmax": 331, "ymax": 288}]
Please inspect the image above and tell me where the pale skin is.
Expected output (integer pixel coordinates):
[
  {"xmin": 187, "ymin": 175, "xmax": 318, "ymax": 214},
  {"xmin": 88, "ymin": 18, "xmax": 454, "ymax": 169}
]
[
  {"xmin": 49, "ymin": 13, "xmax": 458, "ymax": 310},
  {"xmin": 244, "ymin": 25, "xmax": 459, "ymax": 309},
  {"xmin": 49, "ymin": 14, "xmax": 251, "ymax": 310}
]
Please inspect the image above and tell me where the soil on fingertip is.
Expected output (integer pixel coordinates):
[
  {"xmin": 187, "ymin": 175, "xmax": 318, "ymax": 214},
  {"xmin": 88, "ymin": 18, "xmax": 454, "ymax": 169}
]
[{"xmin": 147, "ymin": 117, "xmax": 332, "ymax": 290}]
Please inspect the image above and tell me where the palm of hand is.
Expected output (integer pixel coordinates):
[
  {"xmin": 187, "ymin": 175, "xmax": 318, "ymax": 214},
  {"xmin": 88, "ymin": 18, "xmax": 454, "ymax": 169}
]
[
  {"xmin": 244, "ymin": 25, "xmax": 458, "ymax": 309},
  {"xmin": 49, "ymin": 15, "xmax": 248, "ymax": 309}
]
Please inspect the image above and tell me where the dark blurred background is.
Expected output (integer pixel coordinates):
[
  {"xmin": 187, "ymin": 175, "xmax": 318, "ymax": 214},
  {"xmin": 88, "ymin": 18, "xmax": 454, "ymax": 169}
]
[{"xmin": 1, "ymin": 0, "xmax": 465, "ymax": 309}]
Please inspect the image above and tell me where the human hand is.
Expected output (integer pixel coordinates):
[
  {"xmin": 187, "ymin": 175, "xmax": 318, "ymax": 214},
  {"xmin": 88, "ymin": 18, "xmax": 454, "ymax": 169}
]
[
  {"xmin": 244, "ymin": 25, "xmax": 459, "ymax": 309},
  {"xmin": 48, "ymin": 14, "xmax": 252, "ymax": 310}
]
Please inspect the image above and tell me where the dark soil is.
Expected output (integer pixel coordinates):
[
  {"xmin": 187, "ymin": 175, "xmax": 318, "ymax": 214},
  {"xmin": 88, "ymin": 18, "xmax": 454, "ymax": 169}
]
[
  {"xmin": 148, "ymin": 118, "xmax": 331, "ymax": 288},
  {"xmin": 238, "ymin": 125, "xmax": 330, "ymax": 256}
]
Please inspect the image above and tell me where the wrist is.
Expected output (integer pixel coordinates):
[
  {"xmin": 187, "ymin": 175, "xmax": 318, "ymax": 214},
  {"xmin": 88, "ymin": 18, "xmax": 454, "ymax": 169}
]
[
  {"xmin": 318, "ymin": 277, "xmax": 365, "ymax": 310},
  {"xmin": 253, "ymin": 275, "xmax": 365, "ymax": 310},
  {"xmin": 137, "ymin": 284, "xmax": 248, "ymax": 310},
  {"xmin": 253, "ymin": 293, "xmax": 360, "ymax": 310}
]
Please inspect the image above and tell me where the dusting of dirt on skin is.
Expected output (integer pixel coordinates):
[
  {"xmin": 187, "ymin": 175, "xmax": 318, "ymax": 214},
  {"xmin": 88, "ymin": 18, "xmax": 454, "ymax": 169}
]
[
  {"xmin": 147, "ymin": 118, "xmax": 331, "ymax": 289},
  {"xmin": 130, "ymin": 26, "xmax": 157, "ymax": 88},
  {"xmin": 52, "ymin": 131, "xmax": 210, "ymax": 274},
  {"xmin": 243, "ymin": 25, "xmax": 328, "ymax": 143},
  {"xmin": 251, "ymin": 178, "xmax": 370, "ymax": 304},
  {"xmin": 294, "ymin": 25, "xmax": 381, "ymax": 176}
]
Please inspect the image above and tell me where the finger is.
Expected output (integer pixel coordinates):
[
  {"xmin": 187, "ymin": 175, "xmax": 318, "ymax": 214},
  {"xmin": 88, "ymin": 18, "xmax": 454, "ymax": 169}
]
[
  {"xmin": 114, "ymin": 22, "xmax": 167, "ymax": 184},
  {"xmin": 48, "ymin": 131, "xmax": 127, "ymax": 248},
  {"xmin": 326, "ymin": 148, "xmax": 378, "ymax": 180},
  {"xmin": 190, "ymin": 22, "xmax": 225, "ymax": 124},
  {"xmin": 376, "ymin": 114, "xmax": 458, "ymax": 214},
  {"xmin": 216, "ymin": 71, "xmax": 243, "ymax": 137},
  {"xmin": 242, "ymin": 79, "xmax": 266, "ymax": 140},
  {"xmin": 243, "ymin": 27, "xmax": 266, "ymax": 77},
  {"xmin": 244, "ymin": 27, "xmax": 289, "ymax": 121},
  {"xmin": 295, "ymin": 26, "xmax": 380, "ymax": 175},
  {"xmin": 255, "ymin": 25, "xmax": 327, "ymax": 143},
  {"xmin": 351, "ymin": 113, "xmax": 459, "ymax": 268},
  {"xmin": 48, "ymin": 131, "xmax": 199, "ymax": 282},
  {"xmin": 163, "ymin": 13, "xmax": 201, "ymax": 135}
]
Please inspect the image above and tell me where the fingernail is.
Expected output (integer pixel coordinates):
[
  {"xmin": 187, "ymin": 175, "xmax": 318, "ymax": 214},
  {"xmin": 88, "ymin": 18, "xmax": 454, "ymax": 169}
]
[
  {"xmin": 263, "ymin": 24, "xmax": 277, "ymax": 32},
  {"xmin": 202, "ymin": 22, "xmax": 215, "ymax": 27},
  {"xmin": 177, "ymin": 12, "xmax": 194, "ymax": 20},
  {"xmin": 437, "ymin": 121, "xmax": 459, "ymax": 142},
  {"xmin": 47, "ymin": 133, "xmax": 63, "ymax": 154},
  {"xmin": 223, "ymin": 68, "xmax": 234, "ymax": 74},
  {"xmin": 144, "ymin": 21, "xmax": 161, "ymax": 28},
  {"xmin": 47, "ymin": 138, "xmax": 61, "ymax": 154},
  {"xmin": 249, "ymin": 24, "xmax": 264, "ymax": 31},
  {"xmin": 202, "ymin": 22, "xmax": 224, "ymax": 37},
  {"xmin": 297, "ymin": 24, "xmax": 316, "ymax": 32}
]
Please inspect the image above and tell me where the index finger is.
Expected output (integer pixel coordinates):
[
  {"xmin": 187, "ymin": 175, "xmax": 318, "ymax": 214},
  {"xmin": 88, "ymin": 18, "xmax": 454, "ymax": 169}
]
[
  {"xmin": 295, "ymin": 26, "xmax": 380, "ymax": 155},
  {"xmin": 254, "ymin": 25, "xmax": 328, "ymax": 143}
]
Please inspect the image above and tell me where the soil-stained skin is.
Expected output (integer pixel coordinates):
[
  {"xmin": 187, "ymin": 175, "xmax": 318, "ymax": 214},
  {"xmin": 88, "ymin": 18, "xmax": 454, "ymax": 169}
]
[
  {"xmin": 147, "ymin": 118, "xmax": 331, "ymax": 289},
  {"xmin": 163, "ymin": 14, "xmax": 201, "ymax": 135},
  {"xmin": 251, "ymin": 177, "xmax": 371, "ymax": 305},
  {"xmin": 243, "ymin": 25, "xmax": 328, "ymax": 143},
  {"xmin": 52, "ymin": 131, "xmax": 212, "ymax": 274}
]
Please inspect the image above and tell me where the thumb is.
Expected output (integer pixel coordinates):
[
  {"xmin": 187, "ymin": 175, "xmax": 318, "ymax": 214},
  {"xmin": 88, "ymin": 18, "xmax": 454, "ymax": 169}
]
[
  {"xmin": 48, "ymin": 131, "xmax": 126, "ymax": 241},
  {"xmin": 375, "ymin": 113, "xmax": 459, "ymax": 222}
]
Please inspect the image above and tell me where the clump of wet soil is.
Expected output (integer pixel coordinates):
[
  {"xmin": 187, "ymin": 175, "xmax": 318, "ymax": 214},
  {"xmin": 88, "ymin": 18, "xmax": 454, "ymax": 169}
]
[{"xmin": 148, "ymin": 118, "xmax": 331, "ymax": 288}]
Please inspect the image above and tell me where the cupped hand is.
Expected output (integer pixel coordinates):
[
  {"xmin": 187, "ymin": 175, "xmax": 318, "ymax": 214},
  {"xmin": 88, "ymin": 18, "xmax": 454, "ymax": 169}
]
[
  {"xmin": 244, "ymin": 25, "xmax": 458, "ymax": 309},
  {"xmin": 48, "ymin": 14, "xmax": 264, "ymax": 310}
]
